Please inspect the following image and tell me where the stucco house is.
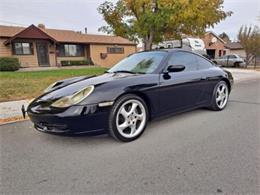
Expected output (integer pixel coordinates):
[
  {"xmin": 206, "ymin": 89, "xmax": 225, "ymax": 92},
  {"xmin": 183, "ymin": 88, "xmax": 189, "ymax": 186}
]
[{"xmin": 0, "ymin": 24, "xmax": 137, "ymax": 68}]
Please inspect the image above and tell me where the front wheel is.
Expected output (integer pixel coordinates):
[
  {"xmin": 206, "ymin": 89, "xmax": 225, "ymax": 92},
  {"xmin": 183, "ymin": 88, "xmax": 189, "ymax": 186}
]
[
  {"xmin": 209, "ymin": 81, "xmax": 229, "ymax": 111},
  {"xmin": 108, "ymin": 94, "xmax": 148, "ymax": 142}
]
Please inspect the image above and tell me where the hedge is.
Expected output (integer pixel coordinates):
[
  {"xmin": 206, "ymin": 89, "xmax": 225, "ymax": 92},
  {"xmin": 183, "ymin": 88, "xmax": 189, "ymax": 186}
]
[
  {"xmin": 61, "ymin": 59, "xmax": 93, "ymax": 66},
  {"xmin": 0, "ymin": 57, "xmax": 20, "ymax": 71}
]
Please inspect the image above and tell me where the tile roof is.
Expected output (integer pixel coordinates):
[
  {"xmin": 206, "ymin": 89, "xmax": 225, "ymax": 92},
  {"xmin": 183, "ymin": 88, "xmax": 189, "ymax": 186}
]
[
  {"xmin": 225, "ymin": 42, "xmax": 243, "ymax": 50},
  {"xmin": 0, "ymin": 25, "xmax": 136, "ymax": 45}
]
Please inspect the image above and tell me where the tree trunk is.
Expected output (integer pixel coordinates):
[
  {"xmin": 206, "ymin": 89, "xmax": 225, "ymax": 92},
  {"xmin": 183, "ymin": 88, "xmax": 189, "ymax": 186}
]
[
  {"xmin": 245, "ymin": 52, "xmax": 250, "ymax": 68},
  {"xmin": 143, "ymin": 31, "xmax": 154, "ymax": 51},
  {"xmin": 254, "ymin": 55, "xmax": 256, "ymax": 69}
]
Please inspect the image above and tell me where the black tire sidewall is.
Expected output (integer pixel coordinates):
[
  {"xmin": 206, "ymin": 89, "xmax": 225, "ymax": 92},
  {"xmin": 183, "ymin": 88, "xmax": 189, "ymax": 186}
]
[{"xmin": 109, "ymin": 94, "xmax": 148, "ymax": 142}]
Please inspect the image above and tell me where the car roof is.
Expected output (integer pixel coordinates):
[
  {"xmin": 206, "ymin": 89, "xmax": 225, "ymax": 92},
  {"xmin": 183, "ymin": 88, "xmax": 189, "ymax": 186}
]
[{"xmin": 139, "ymin": 48, "xmax": 193, "ymax": 53}]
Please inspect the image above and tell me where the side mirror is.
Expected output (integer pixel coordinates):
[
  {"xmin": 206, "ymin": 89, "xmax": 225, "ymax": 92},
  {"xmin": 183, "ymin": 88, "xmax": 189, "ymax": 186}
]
[{"xmin": 167, "ymin": 65, "xmax": 185, "ymax": 73}]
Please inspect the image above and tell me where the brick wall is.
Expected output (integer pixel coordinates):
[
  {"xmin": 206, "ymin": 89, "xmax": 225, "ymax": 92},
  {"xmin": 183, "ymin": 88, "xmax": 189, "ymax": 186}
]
[
  {"xmin": 202, "ymin": 33, "xmax": 226, "ymax": 58},
  {"xmin": 0, "ymin": 38, "xmax": 56, "ymax": 67}
]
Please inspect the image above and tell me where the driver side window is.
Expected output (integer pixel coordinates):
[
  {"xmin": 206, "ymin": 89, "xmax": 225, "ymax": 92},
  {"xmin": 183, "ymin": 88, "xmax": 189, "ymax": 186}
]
[{"xmin": 167, "ymin": 51, "xmax": 197, "ymax": 72}]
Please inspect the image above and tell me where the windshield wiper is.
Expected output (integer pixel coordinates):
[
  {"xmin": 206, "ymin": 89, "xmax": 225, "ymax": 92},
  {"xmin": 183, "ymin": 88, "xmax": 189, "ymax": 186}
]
[{"xmin": 111, "ymin": 70, "xmax": 145, "ymax": 74}]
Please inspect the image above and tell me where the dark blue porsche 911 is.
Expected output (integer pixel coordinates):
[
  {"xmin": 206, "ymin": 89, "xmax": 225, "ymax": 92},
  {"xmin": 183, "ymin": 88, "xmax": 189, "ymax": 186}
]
[{"xmin": 26, "ymin": 49, "xmax": 233, "ymax": 142}]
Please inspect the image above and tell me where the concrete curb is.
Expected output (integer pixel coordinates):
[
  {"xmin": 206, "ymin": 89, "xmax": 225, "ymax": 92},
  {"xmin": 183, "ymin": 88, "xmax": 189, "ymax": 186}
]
[
  {"xmin": 0, "ymin": 99, "xmax": 31, "ymax": 125},
  {"xmin": 0, "ymin": 118, "xmax": 29, "ymax": 126}
]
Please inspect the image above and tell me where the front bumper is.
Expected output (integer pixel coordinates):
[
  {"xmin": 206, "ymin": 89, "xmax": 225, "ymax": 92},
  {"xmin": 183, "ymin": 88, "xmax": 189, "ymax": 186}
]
[{"xmin": 27, "ymin": 104, "xmax": 110, "ymax": 134}]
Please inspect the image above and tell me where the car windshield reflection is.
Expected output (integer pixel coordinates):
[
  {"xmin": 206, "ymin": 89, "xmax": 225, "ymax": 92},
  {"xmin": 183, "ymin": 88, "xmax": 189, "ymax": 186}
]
[{"xmin": 108, "ymin": 51, "xmax": 167, "ymax": 74}]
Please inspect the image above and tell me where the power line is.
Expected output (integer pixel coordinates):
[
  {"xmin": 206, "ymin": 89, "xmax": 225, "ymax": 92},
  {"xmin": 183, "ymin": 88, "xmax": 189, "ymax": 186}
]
[{"xmin": 0, "ymin": 20, "xmax": 28, "ymax": 27}]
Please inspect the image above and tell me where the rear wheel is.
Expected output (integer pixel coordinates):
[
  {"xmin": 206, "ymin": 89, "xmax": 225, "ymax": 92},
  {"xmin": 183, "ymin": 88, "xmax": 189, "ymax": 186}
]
[
  {"xmin": 209, "ymin": 81, "xmax": 229, "ymax": 111},
  {"xmin": 108, "ymin": 94, "xmax": 148, "ymax": 142}
]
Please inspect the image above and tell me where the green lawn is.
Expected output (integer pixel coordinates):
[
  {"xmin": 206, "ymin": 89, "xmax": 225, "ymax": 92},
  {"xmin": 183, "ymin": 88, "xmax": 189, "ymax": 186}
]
[{"xmin": 0, "ymin": 67, "xmax": 107, "ymax": 102}]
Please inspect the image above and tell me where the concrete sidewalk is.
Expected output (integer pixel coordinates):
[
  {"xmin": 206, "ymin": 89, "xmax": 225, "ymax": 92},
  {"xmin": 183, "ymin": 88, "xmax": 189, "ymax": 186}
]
[
  {"xmin": 0, "ymin": 100, "xmax": 31, "ymax": 124},
  {"xmin": 0, "ymin": 68, "xmax": 259, "ymax": 125}
]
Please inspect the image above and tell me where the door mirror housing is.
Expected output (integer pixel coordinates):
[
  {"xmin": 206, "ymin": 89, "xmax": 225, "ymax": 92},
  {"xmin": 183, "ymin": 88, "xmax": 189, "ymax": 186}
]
[{"xmin": 167, "ymin": 65, "xmax": 185, "ymax": 73}]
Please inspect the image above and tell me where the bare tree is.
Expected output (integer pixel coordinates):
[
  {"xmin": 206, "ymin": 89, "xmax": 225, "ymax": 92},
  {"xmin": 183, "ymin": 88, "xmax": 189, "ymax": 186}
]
[{"xmin": 238, "ymin": 26, "xmax": 260, "ymax": 67}]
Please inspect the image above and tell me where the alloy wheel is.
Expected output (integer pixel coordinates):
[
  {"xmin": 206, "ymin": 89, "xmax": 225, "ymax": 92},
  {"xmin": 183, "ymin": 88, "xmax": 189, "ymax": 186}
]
[
  {"xmin": 116, "ymin": 99, "xmax": 147, "ymax": 138},
  {"xmin": 216, "ymin": 83, "xmax": 228, "ymax": 109}
]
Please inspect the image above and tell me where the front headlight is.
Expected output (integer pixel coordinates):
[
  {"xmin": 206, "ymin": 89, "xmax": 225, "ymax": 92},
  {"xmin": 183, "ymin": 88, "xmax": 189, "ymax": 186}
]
[{"xmin": 51, "ymin": 85, "xmax": 94, "ymax": 108}]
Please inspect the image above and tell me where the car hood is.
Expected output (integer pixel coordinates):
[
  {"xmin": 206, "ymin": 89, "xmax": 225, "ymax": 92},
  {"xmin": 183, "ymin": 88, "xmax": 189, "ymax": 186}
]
[{"xmin": 39, "ymin": 73, "xmax": 143, "ymax": 101}]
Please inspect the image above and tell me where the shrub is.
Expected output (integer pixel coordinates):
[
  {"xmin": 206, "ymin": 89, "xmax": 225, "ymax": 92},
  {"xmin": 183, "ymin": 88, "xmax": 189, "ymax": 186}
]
[
  {"xmin": 0, "ymin": 57, "xmax": 20, "ymax": 71},
  {"xmin": 61, "ymin": 58, "xmax": 94, "ymax": 66}
]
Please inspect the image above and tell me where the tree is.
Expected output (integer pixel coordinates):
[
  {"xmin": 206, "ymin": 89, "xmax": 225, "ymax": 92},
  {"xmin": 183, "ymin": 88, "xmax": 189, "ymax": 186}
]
[
  {"xmin": 238, "ymin": 26, "xmax": 260, "ymax": 67},
  {"xmin": 219, "ymin": 32, "xmax": 231, "ymax": 43},
  {"xmin": 98, "ymin": 0, "xmax": 232, "ymax": 50}
]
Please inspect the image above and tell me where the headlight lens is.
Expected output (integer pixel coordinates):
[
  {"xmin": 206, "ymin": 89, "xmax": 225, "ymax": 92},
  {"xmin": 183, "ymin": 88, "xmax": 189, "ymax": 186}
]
[{"xmin": 51, "ymin": 85, "xmax": 94, "ymax": 108}]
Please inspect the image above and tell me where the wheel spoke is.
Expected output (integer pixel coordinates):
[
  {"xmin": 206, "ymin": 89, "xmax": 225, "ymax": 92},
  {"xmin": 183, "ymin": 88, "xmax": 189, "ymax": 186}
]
[
  {"xmin": 217, "ymin": 88, "xmax": 222, "ymax": 94},
  {"xmin": 216, "ymin": 96, "xmax": 222, "ymax": 101},
  {"xmin": 120, "ymin": 107, "xmax": 129, "ymax": 119},
  {"xmin": 136, "ymin": 113, "xmax": 144, "ymax": 121},
  {"xmin": 118, "ymin": 121, "xmax": 130, "ymax": 132},
  {"xmin": 130, "ymin": 124, "xmax": 136, "ymax": 135},
  {"xmin": 223, "ymin": 88, "xmax": 227, "ymax": 95},
  {"xmin": 129, "ymin": 102, "xmax": 138, "ymax": 114}
]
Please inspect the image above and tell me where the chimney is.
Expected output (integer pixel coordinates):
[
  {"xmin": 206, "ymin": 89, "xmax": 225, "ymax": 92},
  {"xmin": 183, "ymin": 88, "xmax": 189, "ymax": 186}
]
[
  {"xmin": 84, "ymin": 27, "xmax": 88, "ymax": 34},
  {"xmin": 38, "ymin": 24, "xmax": 45, "ymax": 29}
]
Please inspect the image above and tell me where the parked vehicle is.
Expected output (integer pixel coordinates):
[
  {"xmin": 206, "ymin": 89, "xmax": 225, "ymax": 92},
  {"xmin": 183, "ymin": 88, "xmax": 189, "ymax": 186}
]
[
  {"xmin": 25, "ymin": 49, "xmax": 233, "ymax": 142},
  {"xmin": 153, "ymin": 38, "xmax": 207, "ymax": 56},
  {"xmin": 213, "ymin": 54, "xmax": 246, "ymax": 67}
]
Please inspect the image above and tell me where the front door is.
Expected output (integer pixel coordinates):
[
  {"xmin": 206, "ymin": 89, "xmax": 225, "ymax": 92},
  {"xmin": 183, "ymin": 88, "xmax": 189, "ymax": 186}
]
[
  {"xmin": 159, "ymin": 51, "xmax": 204, "ymax": 114},
  {"xmin": 36, "ymin": 42, "xmax": 50, "ymax": 66}
]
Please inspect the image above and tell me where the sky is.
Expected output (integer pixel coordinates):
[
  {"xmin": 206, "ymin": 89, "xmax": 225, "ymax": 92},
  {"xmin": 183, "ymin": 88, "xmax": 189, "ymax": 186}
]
[{"xmin": 0, "ymin": 0, "xmax": 259, "ymax": 41}]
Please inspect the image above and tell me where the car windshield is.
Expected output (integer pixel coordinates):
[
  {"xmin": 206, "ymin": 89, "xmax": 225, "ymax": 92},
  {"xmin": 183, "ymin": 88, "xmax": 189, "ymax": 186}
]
[{"xmin": 107, "ymin": 51, "xmax": 167, "ymax": 74}]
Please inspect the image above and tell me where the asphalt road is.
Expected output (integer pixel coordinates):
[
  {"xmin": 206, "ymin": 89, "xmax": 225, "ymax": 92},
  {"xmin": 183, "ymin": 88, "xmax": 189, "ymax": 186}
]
[{"xmin": 1, "ymin": 79, "xmax": 259, "ymax": 194}]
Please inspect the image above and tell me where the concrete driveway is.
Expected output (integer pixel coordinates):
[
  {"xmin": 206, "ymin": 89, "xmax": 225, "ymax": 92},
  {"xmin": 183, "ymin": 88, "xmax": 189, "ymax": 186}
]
[{"xmin": 0, "ymin": 77, "xmax": 259, "ymax": 194}]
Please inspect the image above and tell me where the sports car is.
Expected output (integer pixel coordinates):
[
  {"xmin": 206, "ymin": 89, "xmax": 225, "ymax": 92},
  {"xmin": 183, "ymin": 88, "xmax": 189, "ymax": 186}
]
[{"xmin": 26, "ymin": 49, "xmax": 233, "ymax": 142}]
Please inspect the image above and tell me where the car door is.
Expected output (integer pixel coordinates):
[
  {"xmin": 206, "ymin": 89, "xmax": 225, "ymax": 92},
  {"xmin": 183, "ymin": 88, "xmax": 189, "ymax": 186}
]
[
  {"xmin": 195, "ymin": 55, "xmax": 219, "ymax": 104},
  {"xmin": 219, "ymin": 56, "xmax": 227, "ymax": 66},
  {"xmin": 227, "ymin": 55, "xmax": 236, "ymax": 66},
  {"xmin": 158, "ymin": 51, "xmax": 205, "ymax": 114}
]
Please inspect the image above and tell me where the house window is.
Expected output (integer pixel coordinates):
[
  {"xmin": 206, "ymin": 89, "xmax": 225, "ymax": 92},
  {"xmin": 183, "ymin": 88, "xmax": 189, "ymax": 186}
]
[
  {"xmin": 58, "ymin": 44, "xmax": 84, "ymax": 57},
  {"xmin": 13, "ymin": 42, "xmax": 33, "ymax": 55},
  {"xmin": 219, "ymin": 50, "xmax": 222, "ymax": 57},
  {"xmin": 107, "ymin": 46, "xmax": 124, "ymax": 54}
]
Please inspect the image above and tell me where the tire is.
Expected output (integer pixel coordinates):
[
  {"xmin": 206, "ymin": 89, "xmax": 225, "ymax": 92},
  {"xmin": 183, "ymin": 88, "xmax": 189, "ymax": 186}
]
[
  {"xmin": 108, "ymin": 94, "xmax": 149, "ymax": 142},
  {"xmin": 209, "ymin": 81, "xmax": 229, "ymax": 111}
]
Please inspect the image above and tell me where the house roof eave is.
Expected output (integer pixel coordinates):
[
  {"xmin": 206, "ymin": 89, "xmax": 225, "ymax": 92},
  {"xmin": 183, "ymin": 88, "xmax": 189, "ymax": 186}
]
[{"xmin": 3, "ymin": 24, "xmax": 57, "ymax": 45}]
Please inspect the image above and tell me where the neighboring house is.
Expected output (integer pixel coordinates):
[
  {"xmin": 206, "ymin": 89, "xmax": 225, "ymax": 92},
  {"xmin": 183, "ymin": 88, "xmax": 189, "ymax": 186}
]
[
  {"xmin": 202, "ymin": 31, "xmax": 227, "ymax": 59},
  {"xmin": 0, "ymin": 24, "xmax": 137, "ymax": 67},
  {"xmin": 225, "ymin": 42, "xmax": 246, "ymax": 58}
]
